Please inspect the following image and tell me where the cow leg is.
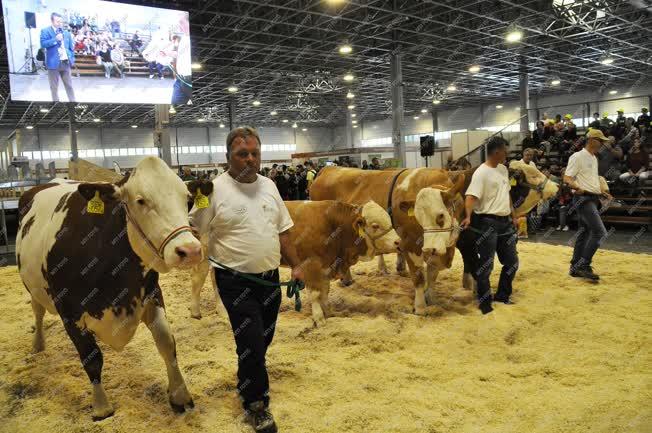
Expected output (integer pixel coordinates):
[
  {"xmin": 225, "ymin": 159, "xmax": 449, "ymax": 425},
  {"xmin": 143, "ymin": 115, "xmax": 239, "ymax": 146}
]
[
  {"xmin": 424, "ymin": 264, "xmax": 439, "ymax": 306},
  {"xmin": 339, "ymin": 268, "xmax": 354, "ymax": 287},
  {"xmin": 319, "ymin": 280, "xmax": 331, "ymax": 318},
  {"xmin": 396, "ymin": 252, "xmax": 409, "ymax": 277},
  {"xmin": 62, "ymin": 321, "xmax": 114, "ymax": 421},
  {"xmin": 142, "ymin": 303, "xmax": 194, "ymax": 413},
  {"xmin": 376, "ymin": 255, "xmax": 390, "ymax": 275},
  {"xmin": 190, "ymin": 260, "xmax": 210, "ymax": 319},
  {"xmin": 405, "ymin": 255, "xmax": 427, "ymax": 315},
  {"xmin": 310, "ymin": 280, "xmax": 328, "ymax": 327},
  {"xmin": 31, "ymin": 297, "xmax": 46, "ymax": 353}
]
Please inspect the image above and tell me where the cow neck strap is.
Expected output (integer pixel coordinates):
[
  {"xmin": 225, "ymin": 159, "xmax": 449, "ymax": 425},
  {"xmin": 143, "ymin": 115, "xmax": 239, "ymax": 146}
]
[
  {"xmin": 387, "ymin": 168, "xmax": 409, "ymax": 227},
  {"xmin": 121, "ymin": 202, "xmax": 194, "ymax": 260}
]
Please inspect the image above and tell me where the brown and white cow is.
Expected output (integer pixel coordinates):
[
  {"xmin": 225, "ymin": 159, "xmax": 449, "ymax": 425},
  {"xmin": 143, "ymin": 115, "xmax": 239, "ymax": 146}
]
[
  {"xmin": 16, "ymin": 156, "xmax": 208, "ymax": 420},
  {"xmin": 310, "ymin": 167, "xmax": 465, "ymax": 315},
  {"xmin": 189, "ymin": 199, "xmax": 399, "ymax": 326}
]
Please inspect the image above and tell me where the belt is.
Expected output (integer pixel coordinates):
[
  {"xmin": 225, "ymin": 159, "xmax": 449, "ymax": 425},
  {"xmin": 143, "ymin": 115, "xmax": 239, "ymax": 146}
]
[
  {"xmin": 215, "ymin": 266, "xmax": 277, "ymax": 279},
  {"xmin": 476, "ymin": 214, "xmax": 510, "ymax": 220}
]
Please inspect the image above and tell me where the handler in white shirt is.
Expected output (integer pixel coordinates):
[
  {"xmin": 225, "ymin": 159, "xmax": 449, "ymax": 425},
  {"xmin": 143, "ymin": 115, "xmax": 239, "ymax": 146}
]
[
  {"xmin": 460, "ymin": 136, "xmax": 519, "ymax": 314},
  {"xmin": 189, "ymin": 126, "xmax": 303, "ymax": 433},
  {"xmin": 563, "ymin": 128, "xmax": 612, "ymax": 282}
]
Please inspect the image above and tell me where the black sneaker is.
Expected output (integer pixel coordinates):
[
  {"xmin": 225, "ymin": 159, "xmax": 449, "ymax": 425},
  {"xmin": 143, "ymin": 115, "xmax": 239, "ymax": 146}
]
[
  {"xmin": 246, "ymin": 402, "xmax": 277, "ymax": 433},
  {"xmin": 586, "ymin": 266, "xmax": 600, "ymax": 280},
  {"xmin": 569, "ymin": 267, "xmax": 599, "ymax": 281}
]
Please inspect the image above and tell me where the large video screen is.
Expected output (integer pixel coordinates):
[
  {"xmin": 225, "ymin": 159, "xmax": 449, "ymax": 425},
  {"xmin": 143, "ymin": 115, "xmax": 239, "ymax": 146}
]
[{"xmin": 2, "ymin": 0, "xmax": 192, "ymax": 105}]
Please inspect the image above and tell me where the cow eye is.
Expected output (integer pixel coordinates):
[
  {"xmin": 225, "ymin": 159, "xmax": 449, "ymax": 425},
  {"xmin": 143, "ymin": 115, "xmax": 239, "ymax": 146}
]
[{"xmin": 136, "ymin": 198, "xmax": 146, "ymax": 205}]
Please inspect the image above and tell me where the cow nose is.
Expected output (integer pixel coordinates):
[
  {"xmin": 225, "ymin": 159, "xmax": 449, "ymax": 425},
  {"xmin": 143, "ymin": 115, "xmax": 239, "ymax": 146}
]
[
  {"xmin": 175, "ymin": 244, "xmax": 201, "ymax": 261},
  {"xmin": 394, "ymin": 239, "xmax": 401, "ymax": 248}
]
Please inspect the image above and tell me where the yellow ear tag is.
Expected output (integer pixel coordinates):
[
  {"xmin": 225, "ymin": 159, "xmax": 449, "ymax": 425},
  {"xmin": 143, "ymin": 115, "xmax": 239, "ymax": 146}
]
[
  {"xmin": 358, "ymin": 227, "xmax": 365, "ymax": 238},
  {"xmin": 407, "ymin": 208, "xmax": 415, "ymax": 217},
  {"xmin": 87, "ymin": 191, "xmax": 105, "ymax": 215},
  {"xmin": 510, "ymin": 177, "xmax": 517, "ymax": 186},
  {"xmin": 194, "ymin": 188, "xmax": 209, "ymax": 209}
]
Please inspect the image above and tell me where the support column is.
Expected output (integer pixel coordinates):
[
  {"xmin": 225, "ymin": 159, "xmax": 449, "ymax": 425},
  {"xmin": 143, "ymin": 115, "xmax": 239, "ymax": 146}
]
[
  {"xmin": 68, "ymin": 103, "xmax": 78, "ymax": 160},
  {"xmin": 519, "ymin": 59, "xmax": 530, "ymax": 134},
  {"xmin": 431, "ymin": 110, "xmax": 438, "ymax": 146},
  {"xmin": 155, "ymin": 104, "xmax": 172, "ymax": 166},
  {"xmin": 228, "ymin": 97, "xmax": 236, "ymax": 130},
  {"xmin": 585, "ymin": 103, "xmax": 591, "ymax": 128},
  {"xmin": 345, "ymin": 109, "xmax": 353, "ymax": 149},
  {"xmin": 390, "ymin": 48, "xmax": 406, "ymax": 165}
]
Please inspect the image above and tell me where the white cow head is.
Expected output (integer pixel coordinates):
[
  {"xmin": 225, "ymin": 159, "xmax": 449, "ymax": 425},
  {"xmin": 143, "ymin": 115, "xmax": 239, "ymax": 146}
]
[
  {"xmin": 78, "ymin": 157, "xmax": 207, "ymax": 272},
  {"xmin": 358, "ymin": 201, "xmax": 400, "ymax": 260},
  {"xmin": 508, "ymin": 160, "xmax": 559, "ymax": 216}
]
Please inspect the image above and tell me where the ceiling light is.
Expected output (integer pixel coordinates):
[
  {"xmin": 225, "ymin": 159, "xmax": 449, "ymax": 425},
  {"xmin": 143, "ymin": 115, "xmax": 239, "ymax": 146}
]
[
  {"xmin": 468, "ymin": 65, "xmax": 481, "ymax": 73},
  {"xmin": 352, "ymin": 125, "xmax": 358, "ymax": 128},
  {"xmin": 351, "ymin": 113, "xmax": 357, "ymax": 118},
  {"xmin": 219, "ymin": 123, "xmax": 225, "ymax": 128},
  {"xmin": 609, "ymin": 90, "xmax": 618, "ymax": 95},
  {"xmin": 433, "ymin": 99, "xmax": 441, "ymax": 105},
  {"xmin": 292, "ymin": 123, "xmax": 298, "ymax": 128},
  {"xmin": 131, "ymin": 125, "xmax": 138, "ymax": 128},
  {"xmin": 421, "ymin": 108, "xmax": 428, "ymax": 113},
  {"xmin": 191, "ymin": 63, "xmax": 202, "ymax": 70},
  {"xmin": 197, "ymin": 118, "xmax": 206, "ymax": 123},
  {"xmin": 343, "ymin": 73, "xmax": 354, "ymax": 81},
  {"xmin": 93, "ymin": 118, "xmax": 101, "ymax": 122},
  {"xmin": 447, "ymin": 85, "xmax": 457, "ymax": 91},
  {"xmin": 301, "ymin": 128, "xmax": 307, "ymax": 132},
  {"xmin": 270, "ymin": 111, "xmax": 277, "ymax": 115},
  {"xmin": 338, "ymin": 44, "xmax": 352, "ymax": 54},
  {"xmin": 551, "ymin": 79, "xmax": 561, "ymax": 86},
  {"xmin": 39, "ymin": 107, "xmax": 49, "ymax": 113},
  {"xmin": 496, "ymin": 105, "xmax": 503, "ymax": 109},
  {"xmin": 352, "ymin": 120, "xmax": 358, "ymax": 124},
  {"xmin": 227, "ymin": 86, "xmax": 238, "ymax": 93},
  {"xmin": 26, "ymin": 125, "xmax": 34, "ymax": 129},
  {"xmin": 168, "ymin": 106, "xmax": 176, "ymax": 114},
  {"xmin": 347, "ymin": 104, "xmax": 355, "ymax": 110},
  {"xmin": 601, "ymin": 57, "xmax": 614, "ymax": 65},
  {"xmin": 413, "ymin": 116, "xmax": 419, "ymax": 120},
  {"xmin": 282, "ymin": 119, "xmax": 289, "ymax": 123},
  {"xmin": 253, "ymin": 100, "xmax": 261, "ymax": 106},
  {"xmin": 346, "ymin": 92, "xmax": 355, "ymax": 99},
  {"xmin": 505, "ymin": 29, "xmax": 523, "ymax": 43},
  {"xmin": 75, "ymin": 130, "xmax": 79, "ymax": 133}
]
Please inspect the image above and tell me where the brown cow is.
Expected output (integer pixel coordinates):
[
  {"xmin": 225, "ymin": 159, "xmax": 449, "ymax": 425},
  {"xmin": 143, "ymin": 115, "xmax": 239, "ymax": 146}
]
[
  {"xmin": 190, "ymin": 200, "xmax": 399, "ymax": 326},
  {"xmin": 310, "ymin": 167, "xmax": 465, "ymax": 315}
]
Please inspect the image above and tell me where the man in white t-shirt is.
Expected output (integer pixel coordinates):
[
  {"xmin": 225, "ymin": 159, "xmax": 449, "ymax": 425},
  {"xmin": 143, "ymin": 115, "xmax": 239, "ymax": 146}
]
[
  {"xmin": 563, "ymin": 128, "xmax": 612, "ymax": 282},
  {"xmin": 460, "ymin": 136, "xmax": 519, "ymax": 314},
  {"xmin": 189, "ymin": 126, "xmax": 303, "ymax": 433},
  {"xmin": 171, "ymin": 13, "xmax": 192, "ymax": 105}
]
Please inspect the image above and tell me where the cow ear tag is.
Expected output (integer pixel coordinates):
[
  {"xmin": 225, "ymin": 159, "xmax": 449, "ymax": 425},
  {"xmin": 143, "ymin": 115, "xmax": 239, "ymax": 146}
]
[
  {"xmin": 87, "ymin": 191, "xmax": 105, "ymax": 215},
  {"xmin": 195, "ymin": 188, "xmax": 209, "ymax": 209},
  {"xmin": 510, "ymin": 177, "xmax": 517, "ymax": 186},
  {"xmin": 407, "ymin": 208, "xmax": 415, "ymax": 217}
]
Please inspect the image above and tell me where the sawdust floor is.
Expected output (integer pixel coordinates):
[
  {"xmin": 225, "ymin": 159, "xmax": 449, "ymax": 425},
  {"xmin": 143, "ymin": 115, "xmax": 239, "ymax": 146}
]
[{"xmin": 0, "ymin": 242, "xmax": 650, "ymax": 433}]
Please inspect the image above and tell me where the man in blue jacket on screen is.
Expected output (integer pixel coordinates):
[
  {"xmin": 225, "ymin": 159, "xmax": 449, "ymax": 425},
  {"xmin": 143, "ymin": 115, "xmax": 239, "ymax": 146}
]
[{"xmin": 40, "ymin": 12, "xmax": 76, "ymax": 102}]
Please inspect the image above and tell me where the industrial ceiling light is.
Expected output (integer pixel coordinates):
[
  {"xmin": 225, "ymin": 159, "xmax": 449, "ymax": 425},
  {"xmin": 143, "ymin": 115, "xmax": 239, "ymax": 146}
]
[
  {"xmin": 301, "ymin": 128, "xmax": 307, "ymax": 131},
  {"xmin": 468, "ymin": 65, "xmax": 481, "ymax": 73},
  {"xmin": 168, "ymin": 106, "xmax": 176, "ymax": 114},
  {"xmin": 352, "ymin": 120, "xmax": 358, "ymax": 124},
  {"xmin": 413, "ymin": 116, "xmax": 419, "ymax": 120},
  {"xmin": 338, "ymin": 44, "xmax": 352, "ymax": 54},
  {"xmin": 26, "ymin": 125, "xmax": 34, "ymax": 129},
  {"xmin": 551, "ymin": 79, "xmax": 561, "ymax": 86},
  {"xmin": 253, "ymin": 100, "xmax": 261, "ymax": 106},
  {"xmin": 227, "ymin": 85, "xmax": 238, "ymax": 93},
  {"xmin": 282, "ymin": 119, "xmax": 289, "ymax": 123},
  {"xmin": 347, "ymin": 104, "xmax": 355, "ymax": 109},
  {"xmin": 270, "ymin": 110, "xmax": 278, "ymax": 115},
  {"xmin": 447, "ymin": 85, "xmax": 457, "ymax": 91},
  {"xmin": 292, "ymin": 123, "xmax": 298, "ymax": 128},
  {"xmin": 496, "ymin": 105, "xmax": 503, "ymax": 109},
  {"xmin": 39, "ymin": 107, "xmax": 49, "ymax": 113},
  {"xmin": 421, "ymin": 108, "xmax": 428, "ymax": 113},
  {"xmin": 505, "ymin": 28, "xmax": 523, "ymax": 43},
  {"xmin": 609, "ymin": 90, "xmax": 618, "ymax": 95},
  {"xmin": 131, "ymin": 125, "xmax": 138, "ymax": 128},
  {"xmin": 343, "ymin": 73, "xmax": 355, "ymax": 82},
  {"xmin": 93, "ymin": 118, "xmax": 101, "ymax": 122},
  {"xmin": 601, "ymin": 56, "xmax": 614, "ymax": 65},
  {"xmin": 433, "ymin": 99, "xmax": 441, "ymax": 105},
  {"xmin": 197, "ymin": 118, "xmax": 206, "ymax": 122},
  {"xmin": 351, "ymin": 113, "xmax": 357, "ymax": 118},
  {"xmin": 352, "ymin": 125, "xmax": 358, "ymax": 128},
  {"xmin": 346, "ymin": 91, "xmax": 355, "ymax": 99},
  {"xmin": 219, "ymin": 123, "xmax": 225, "ymax": 128},
  {"xmin": 191, "ymin": 63, "xmax": 202, "ymax": 70}
]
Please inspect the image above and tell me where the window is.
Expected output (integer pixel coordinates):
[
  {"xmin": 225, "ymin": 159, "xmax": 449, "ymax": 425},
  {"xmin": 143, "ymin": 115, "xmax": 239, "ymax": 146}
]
[
  {"xmin": 42, "ymin": 151, "xmax": 51, "ymax": 159},
  {"xmin": 203, "ymin": 146, "xmax": 210, "ymax": 153},
  {"xmin": 127, "ymin": 148, "xmax": 136, "ymax": 156},
  {"xmin": 78, "ymin": 150, "xmax": 87, "ymax": 158},
  {"xmin": 188, "ymin": 146, "xmax": 196, "ymax": 154},
  {"xmin": 32, "ymin": 151, "xmax": 41, "ymax": 160},
  {"xmin": 119, "ymin": 148, "xmax": 128, "ymax": 156},
  {"xmin": 135, "ymin": 148, "xmax": 144, "ymax": 155},
  {"xmin": 22, "ymin": 151, "xmax": 32, "ymax": 159},
  {"xmin": 181, "ymin": 146, "xmax": 189, "ymax": 154}
]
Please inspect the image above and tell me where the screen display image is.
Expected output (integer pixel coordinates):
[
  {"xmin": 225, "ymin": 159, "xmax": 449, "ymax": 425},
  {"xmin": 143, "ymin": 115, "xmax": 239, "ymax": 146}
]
[{"xmin": 2, "ymin": 0, "xmax": 192, "ymax": 105}]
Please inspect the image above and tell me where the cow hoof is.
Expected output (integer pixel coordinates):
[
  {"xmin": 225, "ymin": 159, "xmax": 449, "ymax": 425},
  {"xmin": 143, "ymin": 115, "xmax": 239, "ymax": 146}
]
[
  {"xmin": 413, "ymin": 306, "xmax": 426, "ymax": 316},
  {"xmin": 169, "ymin": 385, "xmax": 194, "ymax": 413},
  {"xmin": 190, "ymin": 313, "xmax": 202, "ymax": 320},
  {"xmin": 339, "ymin": 279, "xmax": 354, "ymax": 287},
  {"xmin": 312, "ymin": 317, "xmax": 327, "ymax": 327},
  {"xmin": 424, "ymin": 290, "xmax": 437, "ymax": 306},
  {"xmin": 397, "ymin": 270, "xmax": 409, "ymax": 277},
  {"xmin": 170, "ymin": 401, "xmax": 186, "ymax": 414},
  {"xmin": 92, "ymin": 405, "xmax": 115, "ymax": 421},
  {"xmin": 32, "ymin": 338, "xmax": 45, "ymax": 353}
]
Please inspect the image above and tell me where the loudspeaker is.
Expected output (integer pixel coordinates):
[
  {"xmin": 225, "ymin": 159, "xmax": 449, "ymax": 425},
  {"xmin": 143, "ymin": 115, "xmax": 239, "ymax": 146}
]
[
  {"xmin": 420, "ymin": 135, "xmax": 435, "ymax": 157},
  {"xmin": 24, "ymin": 11, "xmax": 36, "ymax": 29}
]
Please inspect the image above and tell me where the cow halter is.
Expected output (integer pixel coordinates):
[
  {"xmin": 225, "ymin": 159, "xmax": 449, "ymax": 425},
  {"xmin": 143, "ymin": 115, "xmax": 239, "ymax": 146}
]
[
  {"xmin": 121, "ymin": 202, "xmax": 195, "ymax": 262},
  {"xmin": 359, "ymin": 225, "xmax": 394, "ymax": 255},
  {"xmin": 421, "ymin": 196, "xmax": 461, "ymax": 248},
  {"xmin": 520, "ymin": 176, "xmax": 550, "ymax": 198}
]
